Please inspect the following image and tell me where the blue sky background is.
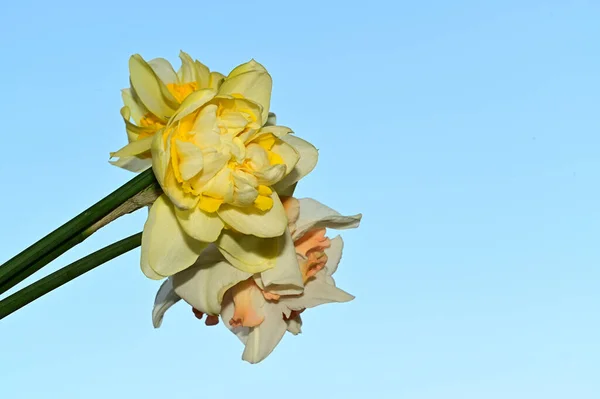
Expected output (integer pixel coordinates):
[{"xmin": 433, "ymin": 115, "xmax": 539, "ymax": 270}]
[{"xmin": 1, "ymin": 0, "xmax": 600, "ymax": 398}]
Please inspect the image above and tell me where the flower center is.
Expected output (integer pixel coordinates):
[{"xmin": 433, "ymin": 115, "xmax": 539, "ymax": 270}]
[{"xmin": 166, "ymin": 81, "xmax": 199, "ymax": 103}]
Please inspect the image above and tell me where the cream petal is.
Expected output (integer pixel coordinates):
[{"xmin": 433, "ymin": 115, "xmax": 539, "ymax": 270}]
[
  {"xmin": 217, "ymin": 192, "xmax": 287, "ymax": 238},
  {"xmin": 284, "ymin": 274, "xmax": 354, "ymax": 310},
  {"xmin": 110, "ymin": 135, "xmax": 154, "ymax": 159},
  {"xmin": 254, "ymin": 164, "xmax": 286, "ymax": 186},
  {"xmin": 241, "ymin": 301, "xmax": 288, "ymax": 364},
  {"xmin": 272, "ymin": 135, "xmax": 318, "ymax": 194},
  {"xmin": 148, "ymin": 57, "xmax": 178, "ymax": 84},
  {"xmin": 129, "ymin": 54, "xmax": 179, "ymax": 119},
  {"xmin": 324, "ymin": 235, "xmax": 344, "ymax": 276},
  {"xmin": 218, "ymin": 59, "xmax": 272, "ymax": 123},
  {"xmin": 109, "ymin": 155, "xmax": 151, "ymax": 172},
  {"xmin": 292, "ymin": 198, "xmax": 362, "ymax": 240},
  {"xmin": 172, "ymin": 251, "xmax": 251, "ymax": 316},
  {"xmin": 141, "ymin": 195, "xmax": 208, "ymax": 278},
  {"xmin": 177, "ymin": 51, "xmax": 199, "ymax": 84},
  {"xmin": 286, "ymin": 316, "xmax": 302, "ymax": 335},
  {"xmin": 174, "ymin": 206, "xmax": 225, "ymax": 243},
  {"xmin": 152, "ymin": 279, "xmax": 181, "ymax": 328},
  {"xmin": 202, "ymin": 167, "xmax": 234, "ymax": 203},
  {"xmin": 271, "ymin": 139, "xmax": 299, "ymax": 177},
  {"xmin": 216, "ymin": 231, "xmax": 283, "ymax": 273},
  {"xmin": 258, "ymin": 229, "xmax": 304, "ymax": 295}
]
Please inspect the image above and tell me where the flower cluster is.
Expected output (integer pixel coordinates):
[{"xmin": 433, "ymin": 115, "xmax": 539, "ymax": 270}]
[{"xmin": 111, "ymin": 52, "xmax": 361, "ymax": 363}]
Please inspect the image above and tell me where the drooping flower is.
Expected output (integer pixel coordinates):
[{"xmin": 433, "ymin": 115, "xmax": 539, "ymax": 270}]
[
  {"xmin": 110, "ymin": 51, "xmax": 225, "ymax": 172},
  {"xmin": 152, "ymin": 197, "xmax": 361, "ymax": 363},
  {"xmin": 140, "ymin": 59, "xmax": 319, "ymax": 278}
]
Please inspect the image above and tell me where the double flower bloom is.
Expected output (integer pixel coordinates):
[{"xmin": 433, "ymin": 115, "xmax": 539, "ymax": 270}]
[{"xmin": 111, "ymin": 52, "xmax": 361, "ymax": 363}]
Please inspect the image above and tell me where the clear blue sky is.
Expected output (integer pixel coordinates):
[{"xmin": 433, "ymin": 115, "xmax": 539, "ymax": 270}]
[{"xmin": 1, "ymin": 0, "xmax": 600, "ymax": 398}]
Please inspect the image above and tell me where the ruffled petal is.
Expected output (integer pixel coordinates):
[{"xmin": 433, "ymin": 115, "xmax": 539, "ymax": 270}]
[
  {"xmin": 292, "ymin": 198, "xmax": 362, "ymax": 240},
  {"xmin": 141, "ymin": 195, "xmax": 208, "ymax": 278},
  {"xmin": 129, "ymin": 54, "xmax": 178, "ymax": 119},
  {"xmin": 217, "ymin": 192, "xmax": 287, "ymax": 238},
  {"xmin": 272, "ymin": 135, "xmax": 318, "ymax": 194}
]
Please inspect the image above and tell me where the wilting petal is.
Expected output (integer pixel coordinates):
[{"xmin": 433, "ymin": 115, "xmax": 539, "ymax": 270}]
[
  {"xmin": 141, "ymin": 195, "xmax": 208, "ymax": 278},
  {"xmin": 172, "ymin": 251, "xmax": 251, "ymax": 316},
  {"xmin": 152, "ymin": 279, "xmax": 181, "ymax": 328},
  {"xmin": 218, "ymin": 59, "xmax": 272, "ymax": 123},
  {"xmin": 292, "ymin": 198, "xmax": 362, "ymax": 240},
  {"xmin": 174, "ymin": 206, "xmax": 224, "ymax": 243},
  {"xmin": 129, "ymin": 54, "xmax": 178, "ymax": 119},
  {"xmin": 217, "ymin": 192, "xmax": 287, "ymax": 238},
  {"xmin": 272, "ymin": 135, "xmax": 318, "ymax": 194}
]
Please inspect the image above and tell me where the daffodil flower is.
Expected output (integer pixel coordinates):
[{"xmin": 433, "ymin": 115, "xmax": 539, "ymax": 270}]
[
  {"xmin": 141, "ymin": 59, "xmax": 319, "ymax": 278},
  {"xmin": 110, "ymin": 51, "xmax": 225, "ymax": 172},
  {"xmin": 152, "ymin": 197, "xmax": 361, "ymax": 363}
]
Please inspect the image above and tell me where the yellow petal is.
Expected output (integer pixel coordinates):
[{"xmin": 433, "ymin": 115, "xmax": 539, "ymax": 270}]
[
  {"xmin": 110, "ymin": 135, "xmax": 154, "ymax": 159},
  {"xmin": 216, "ymin": 231, "xmax": 283, "ymax": 273},
  {"xmin": 209, "ymin": 71, "xmax": 225, "ymax": 90},
  {"xmin": 129, "ymin": 54, "xmax": 179, "ymax": 119},
  {"xmin": 141, "ymin": 195, "xmax": 208, "ymax": 278},
  {"xmin": 169, "ymin": 88, "xmax": 216, "ymax": 124},
  {"xmin": 218, "ymin": 59, "xmax": 272, "ymax": 123},
  {"xmin": 148, "ymin": 57, "xmax": 178, "ymax": 84},
  {"xmin": 151, "ymin": 130, "xmax": 199, "ymax": 210},
  {"xmin": 217, "ymin": 192, "xmax": 287, "ymax": 238},
  {"xmin": 271, "ymin": 138, "xmax": 299, "ymax": 176},
  {"xmin": 175, "ymin": 205, "xmax": 225, "ymax": 243},
  {"xmin": 175, "ymin": 139, "xmax": 204, "ymax": 181},
  {"xmin": 272, "ymin": 136, "xmax": 318, "ymax": 194},
  {"xmin": 121, "ymin": 88, "xmax": 149, "ymax": 125}
]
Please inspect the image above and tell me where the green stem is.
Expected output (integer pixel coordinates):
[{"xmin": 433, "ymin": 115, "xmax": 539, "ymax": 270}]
[
  {"xmin": 0, "ymin": 232, "xmax": 142, "ymax": 320},
  {"xmin": 0, "ymin": 169, "xmax": 156, "ymax": 290}
]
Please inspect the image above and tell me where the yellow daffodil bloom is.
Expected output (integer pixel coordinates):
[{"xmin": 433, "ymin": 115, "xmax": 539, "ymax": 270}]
[
  {"xmin": 152, "ymin": 197, "xmax": 361, "ymax": 363},
  {"xmin": 140, "ymin": 59, "xmax": 319, "ymax": 278},
  {"xmin": 110, "ymin": 51, "xmax": 224, "ymax": 171}
]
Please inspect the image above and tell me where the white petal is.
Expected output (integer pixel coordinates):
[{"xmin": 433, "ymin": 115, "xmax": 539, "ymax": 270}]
[
  {"xmin": 217, "ymin": 192, "xmax": 287, "ymax": 238},
  {"xmin": 141, "ymin": 195, "xmax": 208, "ymax": 278},
  {"xmin": 172, "ymin": 250, "xmax": 251, "ymax": 315},
  {"xmin": 152, "ymin": 279, "xmax": 181, "ymax": 328},
  {"xmin": 175, "ymin": 206, "xmax": 225, "ymax": 243},
  {"xmin": 293, "ymin": 198, "xmax": 362, "ymax": 240},
  {"xmin": 272, "ymin": 136, "xmax": 318, "ymax": 194},
  {"xmin": 241, "ymin": 301, "xmax": 288, "ymax": 364}
]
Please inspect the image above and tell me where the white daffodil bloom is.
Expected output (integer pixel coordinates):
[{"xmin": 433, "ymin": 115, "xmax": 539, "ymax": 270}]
[{"xmin": 152, "ymin": 197, "xmax": 361, "ymax": 363}]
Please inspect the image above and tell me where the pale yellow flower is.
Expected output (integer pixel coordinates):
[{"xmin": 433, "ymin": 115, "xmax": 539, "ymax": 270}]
[
  {"xmin": 140, "ymin": 59, "xmax": 319, "ymax": 278},
  {"xmin": 110, "ymin": 51, "xmax": 224, "ymax": 171}
]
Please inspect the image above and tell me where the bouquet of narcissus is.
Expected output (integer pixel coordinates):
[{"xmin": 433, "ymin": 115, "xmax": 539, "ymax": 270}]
[{"xmin": 0, "ymin": 52, "xmax": 361, "ymax": 363}]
